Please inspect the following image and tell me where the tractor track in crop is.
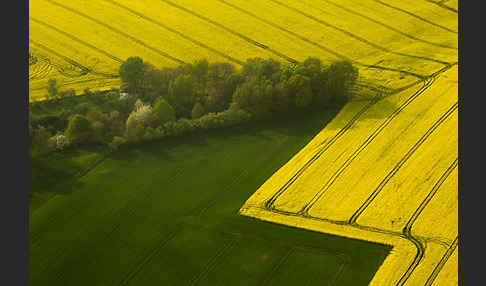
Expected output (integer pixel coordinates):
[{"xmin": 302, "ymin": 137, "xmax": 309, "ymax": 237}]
[
  {"xmin": 394, "ymin": 158, "xmax": 458, "ymax": 285},
  {"xmin": 262, "ymin": 64, "xmax": 460, "ymax": 209},
  {"xmin": 29, "ymin": 39, "xmax": 119, "ymax": 78},
  {"xmin": 117, "ymin": 229, "xmax": 181, "ymax": 286},
  {"xmin": 101, "ymin": 0, "xmax": 244, "ymax": 66},
  {"xmin": 260, "ymin": 247, "xmax": 294, "ymax": 286},
  {"xmin": 32, "ymin": 163, "xmax": 188, "ymax": 281},
  {"xmin": 372, "ymin": 0, "xmax": 457, "ymax": 33},
  {"xmin": 44, "ymin": 0, "xmax": 186, "ymax": 65},
  {"xmin": 191, "ymin": 133, "xmax": 289, "ymax": 217},
  {"xmin": 268, "ymin": 0, "xmax": 451, "ymax": 66},
  {"xmin": 264, "ymin": 96, "xmax": 381, "ymax": 210},
  {"xmin": 297, "ymin": 63, "xmax": 456, "ymax": 216},
  {"xmin": 253, "ymin": 142, "xmax": 458, "ymax": 286},
  {"xmin": 287, "ymin": 78, "xmax": 434, "ymax": 214},
  {"xmin": 188, "ymin": 239, "xmax": 238, "ymax": 286},
  {"xmin": 347, "ymin": 102, "xmax": 458, "ymax": 224},
  {"xmin": 30, "ymin": 17, "xmax": 124, "ymax": 64},
  {"xmin": 33, "ymin": 133, "xmax": 266, "ymax": 282},
  {"xmin": 159, "ymin": 0, "xmax": 298, "ymax": 64},
  {"xmin": 216, "ymin": 0, "xmax": 428, "ymax": 82},
  {"xmin": 424, "ymin": 0, "xmax": 458, "ymax": 13},
  {"xmin": 222, "ymin": 230, "xmax": 352, "ymax": 286},
  {"xmin": 424, "ymin": 236, "xmax": 458, "ymax": 286},
  {"xmin": 317, "ymin": 0, "xmax": 456, "ymax": 50},
  {"xmin": 244, "ymin": 63, "xmax": 457, "ymax": 285},
  {"xmin": 29, "ymin": 56, "xmax": 53, "ymax": 81}
]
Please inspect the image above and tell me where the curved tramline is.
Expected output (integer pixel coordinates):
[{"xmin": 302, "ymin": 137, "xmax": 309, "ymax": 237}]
[
  {"xmin": 396, "ymin": 158, "xmax": 458, "ymax": 286},
  {"xmin": 425, "ymin": 236, "xmax": 458, "ymax": 286}
]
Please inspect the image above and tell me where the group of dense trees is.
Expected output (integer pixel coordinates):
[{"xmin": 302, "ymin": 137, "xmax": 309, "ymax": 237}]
[{"xmin": 29, "ymin": 56, "xmax": 358, "ymax": 157}]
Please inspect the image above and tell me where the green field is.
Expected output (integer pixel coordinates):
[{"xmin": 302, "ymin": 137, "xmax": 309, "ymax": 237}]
[{"xmin": 30, "ymin": 107, "xmax": 390, "ymax": 285}]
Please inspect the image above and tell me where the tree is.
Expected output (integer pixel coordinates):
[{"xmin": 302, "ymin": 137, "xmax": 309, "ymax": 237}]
[
  {"xmin": 325, "ymin": 60, "xmax": 359, "ymax": 101},
  {"xmin": 46, "ymin": 79, "xmax": 58, "ymax": 100},
  {"xmin": 232, "ymin": 78, "xmax": 273, "ymax": 116},
  {"xmin": 168, "ymin": 74, "xmax": 195, "ymax": 117},
  {"xmin": 191, "ymin": 102, "xmax": 205, "ymax": 119},
  {"xmin": 151, "ymin": 98, "xmax": 176, "ymax": 126},
  {"xmin": 30, "ymin": 125, "xmax": 54, "ymax": 157},
  {"xmin": 119, "ymin": 57, "xmax": 145, "ymax": 93},
  {"xmin": 288, "ymin": 74, "xmax": 313, "ymax": 108},
  {"xmin": 65, "ymin": 114, "xmax": 92, "ymax": 144}
]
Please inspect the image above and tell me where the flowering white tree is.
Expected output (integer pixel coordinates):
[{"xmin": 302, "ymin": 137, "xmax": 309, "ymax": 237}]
[
  {"xmin": 119, "ymin": 92, "xmax": 130, "ymax": 101},
  {"xmin": 50, "ymin": 134, "xmax": 69, "ymax": 150},
  {"xmin": 125, "ymin": 101, "xmax": 153, "ymax": 141}
]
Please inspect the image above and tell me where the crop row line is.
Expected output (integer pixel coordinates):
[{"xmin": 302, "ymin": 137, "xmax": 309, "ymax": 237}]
[
  {"xmin": 30, "ymin": 154, "xmax": 185, "ymax": 280},
  {"xmin": 257, "ymin": 154, "xmax": 456, "ymax": 285},
  {"xmin": 256, "ymin": 64, "xmax": 457, "ymax": 284},
  {"xmin": 424, "ymin": 0, "xmax": 458, "ymax": 13},
  {"xmin": 33, "ymin": 132, "xmax": 258, "ymax": 283},
  {"xmin": 102, "ymin": 0, "xmax": 244, "ymax": 66},
  {"xmin": 260, "ymin": 247, "xmax": 294, "ymax": 286},
  {"xmin": 30, "ymin": 39, "xmax": 119, "ymax": 79},
  {"xmin": 29, "ymin": 58, "xmax": 53, "ymax": 81},
  {"xmin": 30, "ymin": 150, "xmax": 113, "ymax": 245},
  {"xmin": 188, "ymin": 239, "xmax": 238, "ymax": 286},
  {"xmin": 424, "ymin": 236, "xmax": 458, "ymax": 286},
  {"xmin": 44, "ymin": 0, "xmax": 186, "ymax": 65},
  {"xmin": 222, "ymin": 230, "xmax": 353, "ymax": 286},
  {"xmin": 264, "ymin": 96, "xmax": 381, "ymax": 209},
  {"xmin": 372, "ymin": 0, "xmax": 457, "ymax": 33},
  {"xmin": 349, "ymin": 101, "xmax": 458, "ymax": 224},
  {"xmin": 216, "ymin": 0, "xmax": 427, "ymax": 81},
  {"xmin": 267, "ymin": 0, "xmax": 451, "ymax": 65},
  {"xmin": 265, "ymin": 63, "xmax": 455, "ymax": 211},
  {"xmin": 396, "ymin": 157, "xmax": 458, "ymax": 285},
  {"xmin": 118, "ymin": 228, "xmax": 181, "ymax": 286},
  {"xmin": 298, "ymin": 78, "xmax": 435, "ymax": 216},
  {"xmin": 263, "ymin": 134, "xmax": 457, "ymax": 285},
  {"xmin": 298, "ymin": 62, "xmax": 457, "ymax": 215},
  {"xmin": 158, "ymin": 0, "xmax": 298, "ymax": 64},
  {"xmin": 29, "ymin": 39, "xmax": 90, "ymax": 77},
  {"xmin": 30, "ymin": 17, "xmax": 123, "ymax": 64},
  {"xmin": 319, "ymin": 0, "xmax": 456, "ymax": 50}
]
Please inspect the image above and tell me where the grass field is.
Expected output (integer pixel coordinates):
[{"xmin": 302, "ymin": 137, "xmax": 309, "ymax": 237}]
[{"xmin": 30, "ymin": 109, "xmax": 391, "ymax": 285}]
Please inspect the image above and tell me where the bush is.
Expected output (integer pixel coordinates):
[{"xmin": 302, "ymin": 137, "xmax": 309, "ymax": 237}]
[
  {"xmin": 65, "ymin": 114, "xmax": 92, "ymax": 144},
  {"xmin": 30, "ymin": 125, "xmax": 54, "ymax": 157},
  {"xmin": 151, "ymin": 97, "xmax": 176, "ymax": 126},
  {"xmin": 191, "ymin": 102, "xmax": 205, "ymax": 119},
  {"xmin": 109, "ymin": 136, "xmax": 127, "ymax": 151}
]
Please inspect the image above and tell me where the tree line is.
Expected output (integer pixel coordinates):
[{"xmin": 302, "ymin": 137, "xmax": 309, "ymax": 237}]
[{"xmin": 29, "ymin": 56, "xmax": 358, "ymax": 158}]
